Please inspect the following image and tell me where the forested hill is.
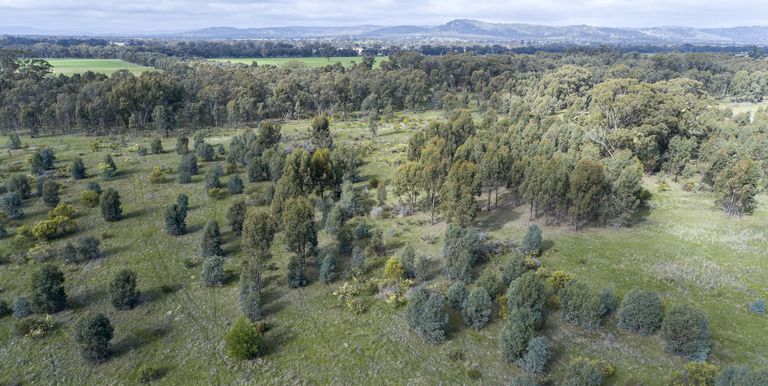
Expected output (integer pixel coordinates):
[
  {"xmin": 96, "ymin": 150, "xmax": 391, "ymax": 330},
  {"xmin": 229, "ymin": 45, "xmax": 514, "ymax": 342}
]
[{"xmin": 176, "ymin": 20, "xmax": 768, "ymax": 45}]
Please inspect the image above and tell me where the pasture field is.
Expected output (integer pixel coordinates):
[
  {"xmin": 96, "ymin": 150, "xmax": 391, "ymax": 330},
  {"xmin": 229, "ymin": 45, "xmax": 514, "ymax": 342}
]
[
  {"xmin": 210, "ymin": 56, "xmax": 388, "ymax": 68},
  {"xmin": 0, "ymin": 112, "xmax": 766, "ymax": 385},
  {"xmin": 43, "ymin": 59, "xmax": 155, "ymax": 76}
]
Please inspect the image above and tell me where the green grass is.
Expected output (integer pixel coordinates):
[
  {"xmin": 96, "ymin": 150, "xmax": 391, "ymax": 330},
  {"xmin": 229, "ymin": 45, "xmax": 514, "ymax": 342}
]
[
  {"xmin": 43, "ymin": 59, "xmax": 155, "ymax": 76},
  {"xmin": 0, "ymin": 113, "xmax": 766, "ymax": 384},
  {"xmin": 210, "ymin": 56, "xmax": 388, "ymax": 69}
]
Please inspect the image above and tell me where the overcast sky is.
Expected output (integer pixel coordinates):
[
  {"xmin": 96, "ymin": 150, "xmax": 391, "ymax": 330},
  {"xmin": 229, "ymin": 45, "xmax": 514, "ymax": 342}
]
[{"xmin": 0, "ymin": 0, "xmax": 766, "ymax": 34}]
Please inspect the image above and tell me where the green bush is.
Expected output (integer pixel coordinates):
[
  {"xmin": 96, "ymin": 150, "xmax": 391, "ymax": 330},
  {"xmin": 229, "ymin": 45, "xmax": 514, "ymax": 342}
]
[
  {"xmin": 462, "ymin": 287, "xmax": 492, "ymax": 330},
  {"xmin": 510, "ymin": 373, "xmax": 540, "ymax": 386},
  {"xmin": 176, "ymin": 136, "xmax": 189, "ymax": 155},
  {"xmin": 110, "ymin": 270, "xmax": 140, "ymax": 310},
  {"xmin": 179, "ymin": 153, "xmax": 198, "ymax": 176},
  {"xmin": 319, "ymin": 253, "xmax": 336, "ymax": 284},
  {"xmin": 164, "ymin": 204, "xmax": 187, "ymax": 235},
  {"xmin": 177, "ymin": 169, "xmax": 192, "ymax": 184},
  {"xmin": 74, "ymin": 313, "xmax": 114, "ymax": 363},
  {"xmin": 519, "ymin": 336, "xmax": 550, "ymax": 375},
  {"xmin": 560, "ymin": 280, "xmax": 602, "ymax": 331},
  {"xmin": 196, "ymin": 142, "xmax": 215, "ymax": 162},
  {"xmin": 2, "ymin": 192, "xmax": 23, "ymax": 219},
  {"xmin": 81, "ymin": 190, "xmax": 100, "ymax": 208},
  {"xmin": 406, "ymin": 288, "xmax": 448, "ymax": 344},
  {"xmin": 15, "ymin": 316, "xmax": 56, "ymax": 338},
  {"xmin": 7, "ymin": 174, "xmax": 31, "ymax": 199},
  {"xmin": 201, "ymin": 255, "xmax": 225, "ymax": 287},
  {"xmin": 287, "ymin": 255, "xmax": 307, "ymax": 288},
  {"xmin": 507, "ymin": 272, "xmax": 547, "ymax": 327},
  {"xmin": 670, "ymin": 362, "xmax": 718, "ymax": 386},
  {"xmin": 521, "ymin": 224, "xmax": 543, "ymax": 256},
  {"xmin": 661, "ymin": 305, "xmax": 710, "ymax": 360},
  {"xmin": 200, "ymin": 220, "xmax": 223, "ymax": 257},
  {"xmin": 225, "ymin": 317, "xmax": 263, "ymax": 360},
  {"xmin": 7, "ymin": 133, "xmax": 21, "ymax": 150},
  {"xmin": 99, "ymin": 154, "xmax": 117, "ymax": 178},
  {"xmin": 149, "ymin": 167, "xmax": 166, "ymax": 184},
  {"xmin": 150, "ymin": 138, "xmax": 163, "ymax": 154},
  {"xmin": 239, "ymin": 266, "xmax": 262, "ymax": 322},
  {"xmin": 228, "ymin": 174, "xmax": 244, "ymax": 194},
  {"xmin": 617, "ymin": 289, "xmax": 662, "ymax": 335},
  {"xmin": 31, "ymin": 215, "xmax": 77, "ymax": 240},
  {"xmin": 30, "ymin": 264, "xmax": 67, "ymax": 313},
  {"xmin": 715, "ymin": 366, "xmax": 768, "ymax": 386},
  {"xmin": 100, "ymin": 188, "xmax": 123, "ymax": 221},
  {"xmin": 12, "ymin": 297, "xmax": 32, "ymax": 318},
  {"xmin": 227, "ymin": 200, "xmax": 247, "ymax": 236},
  {"xmin": 0, "ymin": 299, "xmax": 9, "ymax": 317},
  {"xmin": 562, "ymin": 357, "xmax": 605, "ymax": 386},
  {"xmin": 447, "ymin": 282, "xmax": 468, "ymax": 310},
  {"xmin": 502, "ymin": 253, "xmax": 527, "ymax": 286},
  {"xmin": 71, "ymin": 157, "xmax": 87, "ymax": 179},
  {"xmin": 442, "ymin": 224, "xmax": 482, "ymax": 283},
  {"xmin": 204, "ymin": 165, "xmax": 222, "ymax": 189},
  {"xmin": 500, "ymin": 306, "xmax": 534, "ymax": 362}
]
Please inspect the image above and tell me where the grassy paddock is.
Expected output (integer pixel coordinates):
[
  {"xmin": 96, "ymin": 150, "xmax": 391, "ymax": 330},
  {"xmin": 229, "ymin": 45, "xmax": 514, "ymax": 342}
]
[
  {"xmin": 0, "ymin": 112, "xmax": 766, "ymax": 384},
  {"xmin": 43, "ymin": 59, "xmax": 155, "ymax": 76},
  {"xmin": 210, "ymin": 56, "xmax": 388, "ymax": 68}
]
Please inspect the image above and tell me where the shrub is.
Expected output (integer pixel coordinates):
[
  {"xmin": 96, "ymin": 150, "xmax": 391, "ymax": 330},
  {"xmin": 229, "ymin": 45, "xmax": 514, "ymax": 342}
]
[
  {"xmin": 354, "ymin": 220, "xmax": 370, "ymax": 239},
  {"xmin": 200, "ymin": 220, "xmax": 224, "ymax": 257},
  {"xmin": 137, "ymin": 146, "xmax": 147, "ymax": 156},
  {"xmin": 228, "ymin": 174, "xmax": 244, "ymax": 194},
  {"xmin": 61, "ymin": 242, "xmax": 79, "ymax": 263},
  {"xmin": 7, "ymin": 133, "xmax": 21, "ymax": 149},
  {"xmin": 560, "ymin": 280, "xmax": 602, "ymax": 331},
  {"xmin": 462, "ymin": 287, "xmax": 492, "ymax": 330},
  {"xmin": 0, "ymin": 299, "xmax": 9, "ymax": 317},
  {"xmin": 225, "ymin": 317, "xmax": 263, "ymax": 360},
  {"xmin": 447, "ymin": 282, "xmax": 469, "ymax": 310},
  {"xmin": 287, "ymin": 255, "xmax": 307, "ymax": 288},
  {"xmin": 670, "ymin": 362, "xmax": 718, "ymax": 386},
  {"xmin": 562, "ymin": 357, "xmax": 606, "ymax": 386},
  {"xmin": 748, "ymin": 299, "xmax": 765, "ymax": 314},
  {"xmin": 227, "ymin": 200, "xmax": 247, "ymax": 235},
  {"xmin": 617, "ymin": 289, "xmax": 662, "ymax": 335},
  {"xmin": 715, "ymin": 366, "xmax": 768, "ymax": 386},
  {"xmin": 477, "ymin": 270, "xmax": 502, "ymax": 298},
  {"xmin": 177, "ymin": 169, "xmax": 192, "ymax": 184},
  {"xmin": 405, "ymin": 288, "xmax": 448, "ymax": 344},
  {"xmin": 31, "ymin": 216, "xmax": 77, "ymax": 240},
  {"xmin": 367, "ymin": 229, "xmax": 385, "ymax": 257},
  {"xmin": 71, "ymin": 157, "xmax": 87, "ymax": 179},
  {"xmin": 74, "ymin": 313, "xmax": 114, "ymax": 363},
  {"xmin": 100, "ymin": 188, "xmax": 123, "ymax": 221},
  {"xmin": 502, "ymin": 253, "xmax": 527, "ymax": 286},
  {"xmin": 2, "ymin": 191, "xmax": 23, "ymax": 219},
  {"xmin": 7, "ymin": 174, "xmax": 31, "ymax": 198},
  {"xmin": 319, "ymin": 254, "xmax": 336, "ymax": 284},
  {"xmin": 176, "ymin": 136, "xmax": 189, "ymax": 155},
  {"xmin": 442, "ymin": 224, "xmax": 482, "ymax": 282},
  {"xmin": 81, "ymin": 190, "xmax": 100, "ymax": 207},
  {"xmin": 507, "ymin": 272, "xmax": 548, "ymax": 327},
  {"xmin": 49, "ymin": 203, "xmax": 76, "ymax": 220},
  {"xmin": 196, "ymin": 142, "xmax": 215, "ymax": 162},
  {"xmin": 136, "ymin": 364, "xmax": 166, "ymax": 383},
  {"xmin": 176, "ymin": 194, "xmax": 189, "ymax": 217},
  {"xmin": 31, "ymin": 264, "xmax": 67, "ymax": 313},
  {"xmin": 510, "ymin": 373, "xmax": 540, "ymax": 386},
  {"xmin": 247, "ymin": 158, "xmax": 266, "ymax": 182},
  {"xmin": 204, "ymin": 164, "xmax": 223, "ymax": 189},
  {"xmin": 201, "ymin": 255, "xmax": 225, "ymax": 287},
  {"xmin": 384, "ymin": 257, "xmax": 405, "ymax": 281},
  {"xmin": 519, "ymin": 336, "xmax": 550, "ymax": 375},
  {"xmin": 598, "ymin": 288, "xmax": 617, "ymax": 317},
  {"xmin": 661, "ymin": 305, "xmax": 710, "ymax": 360},
  {"xmin": 15, "ymin": 316, "xmax": 56, "ymax": 338},
  {"xmin": 399, "ymin": 245, "xmax": 417, "ymax": 278},
  {"xmin": 150, "ymin": 138, "xmax": 163, "ymax": 154},
  {"xmin": 99, "ymin": 154, "xmax": 117, "ymax": 178},
  {"xmin": 239, "ymin": 266, "xmax": 262, "ymax": 322},
  {"xmin": 13, "ymin": 297, "xmax": 32, "ymax": 318},
  {"xmin": 86, "ymin": 182, "xmax": 102, "ymax": 194},
  {"xmin": 521, "ymin": 224, "xmax": 542, "ymax": 256},
  {"xmin": 149, "ymin": 167, "xmax": 166, "ymax": 184},
  {"xmin": 110, "ymin": 270, "xmax": 140, "ymax": 310},
  {"xmin": 548, "ymin": 270, "xmax": 574, "ymax": 291},
  {"xmin": 40, "ymin": 179, "xmax": 60, "ymax": 208},
  {"xmin": 164, "ymin": 204, "xmax": 187, "ymax": 235},
  {"xmin": 75, "ymin": 236, "xmax": 101, "ymax": 261},
  {"xmin": 500, "ymin": 306, "xmax": 534, "ymax": 362},
  {"xmin": 325, "ymin": 203, "xmax": 343, "ymax": 235},
  {"xmin": 179, "ymin": 153, "xmax": 198, "ymax": 176}
]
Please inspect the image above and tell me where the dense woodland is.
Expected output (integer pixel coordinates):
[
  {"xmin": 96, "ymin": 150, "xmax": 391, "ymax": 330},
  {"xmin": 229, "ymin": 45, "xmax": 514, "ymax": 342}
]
[{"xmin": 1, "ymin": 42, "xmax": 767, "ymax": 385}]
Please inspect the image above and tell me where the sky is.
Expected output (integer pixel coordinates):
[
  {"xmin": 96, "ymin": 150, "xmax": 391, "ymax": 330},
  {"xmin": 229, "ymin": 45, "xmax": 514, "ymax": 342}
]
[{"xmin": 0, "ymin": 0, "xmax": 766, "ymax": 34}]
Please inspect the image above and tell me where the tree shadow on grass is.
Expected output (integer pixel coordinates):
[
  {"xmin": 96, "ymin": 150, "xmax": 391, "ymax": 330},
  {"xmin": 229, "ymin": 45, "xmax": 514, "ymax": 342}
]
[
  {"xmin": 474, "ymin": 193, "xmax": 521, "ymax": 232},
  {"xmin": 142, "ymin": 283, "xmax": 182, "ymax": 304},
  {"xmin": 69, "ymin": 287, "xmax": 107, "ymax": 310},
  {"xmin": 260, "ymin": 325, "xmax": 294, "ymax": 356},
  {"xmin": 112, "ymin": 324, "xmax": 171, "ymax": 359},
  {"xmin": 122, "ymin": 206, "xmax": 153, "ymax": 220}
]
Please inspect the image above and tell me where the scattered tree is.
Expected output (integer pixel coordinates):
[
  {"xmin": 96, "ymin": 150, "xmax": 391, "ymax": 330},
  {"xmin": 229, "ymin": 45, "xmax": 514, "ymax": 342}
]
[
  {"xmin": 74, "ymin": 313, "xmax": 114, "ymax": 363},
  {"xmin": 617, "ymin": 289, "xmax": 662, "ymax": 335},
  {"xmin": 109, "ymin": 270, "xmax": 140, "ymax": 310},
  {"xmin": 406, "ymin": 288, "xmax": 448, "ymax": 344},
  {"xmin": 30, "ymin": 264, "xmax": 67, "ymax": 313},
  {"xmin": 100, "ymin": 188, "xmax": 122, "ymax": 221}
]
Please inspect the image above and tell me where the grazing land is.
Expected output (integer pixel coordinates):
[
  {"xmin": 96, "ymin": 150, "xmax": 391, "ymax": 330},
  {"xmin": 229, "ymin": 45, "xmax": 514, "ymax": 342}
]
[
  {"xmin": 43, "ymin": 59, "xmax": 155, "ymax": 76},
  {"xmin": 1, "ymin": 111, "xmax": 766, "ymax": 385},
  {"xmin": 210, "ymin": 56, "xmax": 388, "ymax": 68}
]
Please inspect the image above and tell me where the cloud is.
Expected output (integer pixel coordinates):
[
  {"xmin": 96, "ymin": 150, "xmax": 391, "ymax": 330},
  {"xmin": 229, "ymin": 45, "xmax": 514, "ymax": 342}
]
[{"xmin": 0, "ymin": 0, "xmax": 766, "ymax": 33}]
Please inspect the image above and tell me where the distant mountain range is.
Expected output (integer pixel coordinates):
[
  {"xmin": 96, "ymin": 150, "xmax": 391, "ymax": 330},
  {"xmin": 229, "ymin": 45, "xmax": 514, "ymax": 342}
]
[{"xmin": 5, "ymin": 19, "xmax": 768, "ymax": 45}]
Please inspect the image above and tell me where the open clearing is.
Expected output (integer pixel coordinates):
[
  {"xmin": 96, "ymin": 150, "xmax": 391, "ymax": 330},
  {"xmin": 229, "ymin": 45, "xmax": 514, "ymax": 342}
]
[
  {"xmin": 1, "ymin": 111, "xmax": 766, "ymax": 385},
  {"xmin": 210, "ymin": 56, "xmax": 388, "ymax": 68},
  {"xmin": 43, "ymin": 59, "xmax": 155, "ymax": 76}
]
